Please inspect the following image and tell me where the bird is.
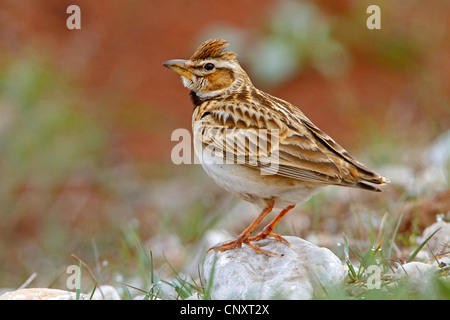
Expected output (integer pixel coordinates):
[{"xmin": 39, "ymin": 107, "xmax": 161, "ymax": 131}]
[{"xmin": 163, "ymin": 39, "xmax": 389, "ymax": 255}]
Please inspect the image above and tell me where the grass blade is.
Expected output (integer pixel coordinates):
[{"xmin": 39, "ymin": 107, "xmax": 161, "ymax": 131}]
[
  {"xmin": 76, "ymin": 261, "xmax": 82, "ymax": 300},
  {"xmin": 343, "ymin": 234, "xmax": 357, "ymax": 280},
  {"xmin": 89, "ymin": 281, "xmax": 98, "ymax": 300},
  {"xmin": 406, "ymin": 227, "xmax": 441, "ymax": 263},
  {"xmin": 204, "ymin": 253, "xmax": 218, "ymax": 300},
  {"xmin": 388, "ymin": 210, "xmax": 403, "ymax": 260}
]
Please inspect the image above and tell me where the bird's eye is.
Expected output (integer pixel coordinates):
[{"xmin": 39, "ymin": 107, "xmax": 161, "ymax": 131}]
[{"xmin": 204, "ymin": 63, "xmax": 215, "ymax": 71}]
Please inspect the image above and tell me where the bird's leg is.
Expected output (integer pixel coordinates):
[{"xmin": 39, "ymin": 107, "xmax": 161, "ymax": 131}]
[
  {"xmin": 248, "ymin": 205, "xmax": 296, "ymax": 247},
  {"xmin": 207, "ymin": 200, "xmax": 275, "ymax": 253}
]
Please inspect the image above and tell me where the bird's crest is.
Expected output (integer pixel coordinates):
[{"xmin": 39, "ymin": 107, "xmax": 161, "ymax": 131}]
[{"xmin": 190, "ymin": 39, "xmax": 237, "ymax": 61}]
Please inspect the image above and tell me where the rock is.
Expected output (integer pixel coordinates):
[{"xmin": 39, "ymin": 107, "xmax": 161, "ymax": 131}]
[
  {"xmin": 420, "ymin": 221, "xmax": 450, "ymax": 256},
  {"xmin": 90, "ymin": 285, "xmax": 121, "ymax": 300},
  {"xmin": 427, "ymin": 255, "xmax": 450, "ymax": 268},
  {"xmin": 201, "ymin": 236, "xmax": 345, "ymax": 300},
  {"xmin": 0, "ymin": 286, "xmax": 122, "ymax": 300},
  {"xmin": 394, "ymin": 262, "xmax": 438, "ymax": 288},
  {"xmin": 0, "ymin": 288, "xmax": 96, "ymax": 300}
]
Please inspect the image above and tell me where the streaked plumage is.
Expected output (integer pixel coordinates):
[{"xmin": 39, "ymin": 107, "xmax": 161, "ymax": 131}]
[{"xmin": 163, "ymin": 39, "xmax": 389, "ymax": 254}]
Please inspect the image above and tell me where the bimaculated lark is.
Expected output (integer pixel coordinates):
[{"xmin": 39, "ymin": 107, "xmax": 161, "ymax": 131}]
[{"xmin": 163, "ymin": 39, "xmax": 389, "ymax": 255}]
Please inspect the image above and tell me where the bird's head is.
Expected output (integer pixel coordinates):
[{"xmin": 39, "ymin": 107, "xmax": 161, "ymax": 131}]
[{"xmin": 163, "ymin": 39, "xmax": 250, "ymax": 100}]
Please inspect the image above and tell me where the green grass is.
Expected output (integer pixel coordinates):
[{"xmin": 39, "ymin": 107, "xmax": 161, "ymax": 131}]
[{"xmin": 63, "ymin": 211, "xmax": 449, "ymax": 300}]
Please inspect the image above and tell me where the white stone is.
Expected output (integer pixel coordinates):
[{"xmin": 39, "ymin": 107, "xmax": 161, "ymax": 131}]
[
  {"xmin": 0, "ymin": 286, "xmax": 122, "ymax": 300},
  {"xmin": 420, "ymin": 221, "xmax": 450, "ymax": 256},
  {"xmin": 90, "ymin": 285, "xmax": 121, "ymax": 300},
  {"xmin": 0, "ymin": 288, "xmax": 96, "ymax": 300},
  {"xmin": 426, "ymin": 255, "xmax": 450, "ymax": 268},
  {"xmin": 202, "ymin": 236, "xmax": 345, "ymax": 300},
  {"xmin": 394, "ymin": 262, "xmax": 438, "ymax": 288}
]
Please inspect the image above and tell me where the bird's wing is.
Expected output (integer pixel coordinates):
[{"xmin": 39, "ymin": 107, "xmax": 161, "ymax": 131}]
[
  {"xmin": 300, "ymin": 116, "xmax": 388, "ymax": 185},
  {"xmin": 194, "ymin": 99, "xmax": 387, "ymax": 191}
]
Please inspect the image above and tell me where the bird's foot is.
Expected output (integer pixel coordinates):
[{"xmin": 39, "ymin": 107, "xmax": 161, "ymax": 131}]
[
  {"xmin": 207, "ymin": 236, "xmax": 280, "ymax": 256},
  {"xmin": 248, "ymin": 230, "xmax": 293, "ymax": 248},
  {"xmin": 207, "ymin": 231, "xmax": 292, "ymax": 256},
  {"xmin": 207, "ymin": 237, "xmax": 245, "ymax": 253}
]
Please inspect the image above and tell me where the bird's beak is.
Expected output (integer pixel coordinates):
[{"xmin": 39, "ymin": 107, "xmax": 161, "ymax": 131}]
[{"xmin": 163, "ymin": 59, "xmax": 192, "ymax": 81}]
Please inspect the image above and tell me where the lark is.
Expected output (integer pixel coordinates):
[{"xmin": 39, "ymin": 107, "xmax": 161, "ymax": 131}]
[{"xmin": 163, "ymin": 39, "xmax": 388, "ymax": 254}]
